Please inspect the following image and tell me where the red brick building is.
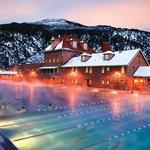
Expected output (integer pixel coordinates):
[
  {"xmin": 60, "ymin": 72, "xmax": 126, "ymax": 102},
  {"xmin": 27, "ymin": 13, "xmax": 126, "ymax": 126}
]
[{"xmin": 9, "ymin": 35, "xmax": 150, "ymax": 90}]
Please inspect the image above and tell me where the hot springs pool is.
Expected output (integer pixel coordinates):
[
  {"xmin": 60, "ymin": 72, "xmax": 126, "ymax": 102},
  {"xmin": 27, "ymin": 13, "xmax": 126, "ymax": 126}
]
[{"xmin": 0, "ymin": 81, "xmax": 150, "ymax": 150}]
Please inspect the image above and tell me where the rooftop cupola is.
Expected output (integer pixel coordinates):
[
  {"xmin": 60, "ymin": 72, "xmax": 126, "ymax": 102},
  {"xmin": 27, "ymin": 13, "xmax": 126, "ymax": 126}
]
[{"xmin": 81, "ymin": 53, "xmax": 92, "ymax": 62}]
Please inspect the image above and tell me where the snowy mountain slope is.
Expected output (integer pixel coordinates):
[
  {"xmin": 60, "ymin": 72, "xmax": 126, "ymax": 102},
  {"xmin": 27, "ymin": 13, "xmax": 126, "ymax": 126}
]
[{"xmin": 0, "ymin": 19, "xmax": 150, "ymax": 67}]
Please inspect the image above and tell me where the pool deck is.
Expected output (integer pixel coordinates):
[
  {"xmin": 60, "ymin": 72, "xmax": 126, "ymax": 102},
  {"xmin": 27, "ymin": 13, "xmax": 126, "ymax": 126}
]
[{"xmin": 0, "ymin": 133, "xmax": 18, "ymax": 150}]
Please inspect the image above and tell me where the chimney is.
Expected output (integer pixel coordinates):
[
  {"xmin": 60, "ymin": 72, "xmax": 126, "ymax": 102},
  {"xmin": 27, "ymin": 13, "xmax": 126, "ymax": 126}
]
[
  {"xmin": 51, "ymin": 36, "xmax": 61, "ymax": 48},
  {"xmin": 101, "ymin": 42, "xmax": 112, "ymax": 52},
  {"xmin": 70, "ymin": 38, "xmax": 78, "ymax": 49},
  {"xmin": 81, "ymin": 53, "xmax": 92, "ymax": 62},
  {"xmin": 101, "ymin": 42, "xmax": 115, "ymax": 61},
  {"xmin": 80, "ymin": 41, "xmax": 88, "ymax": 50}
]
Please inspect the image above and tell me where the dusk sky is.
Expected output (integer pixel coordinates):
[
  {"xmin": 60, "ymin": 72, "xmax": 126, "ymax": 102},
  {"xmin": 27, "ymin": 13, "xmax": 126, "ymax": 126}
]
[{"xmin": 0, "ymin": 0, "xmax": 150, "ymax": 31}]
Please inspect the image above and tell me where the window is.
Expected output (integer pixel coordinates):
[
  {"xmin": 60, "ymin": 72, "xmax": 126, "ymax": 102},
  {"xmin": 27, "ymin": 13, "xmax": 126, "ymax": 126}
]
[
  {"xmin": 106, "ymin": 80, "xmax": 110, "ymax": 85},
  {"xmin": 137, "ymin": 56, "xmax": 140, "ymax": 63},
  {"xmin": 49, "ymin": 59, "xmax": 51, "ymax": 63},
  {"xmin": 75, "ymin": 67, "xmax": 78, "ymax": 73},
  {"xmin": 57, "ymin": 68, "xmax": 59, "ymax": 73},
  {"xmin": 102, "ymin": 80, "xmax": 105, "ymax": 84},
  {"xmin": 105, "ymin": 55, "xmax": 109, "ymax": 60},
  {"xmin": 107, "ymin": 67, "xmax": 110, "ymax": 71},
  {"xmin": 75, "ymin": 79, "xmax": 78, "ymax": 84},
  {"xmin": 53, "ymin": 58, "xmax": 55, "ymax": 63},
  {"xmin": 102, "ymin": 67, "xmax": 105, "ymax": 74},
  {"xmin": 89, "ymin": 67, "xmax": 92, "ymax": 74},
  {"xmin": 56, "ymin": 58, "xmax": 59, "ymax": 63},
  {"xmin": 82, "ymin": 56, "xmax": 86, "ymax": 62},
  {"xmin": 89, "ymin": 80, "xmax": 92, "ymax": 85},
  {"xmin": 72, "ymin": 67, "xmax": 74, "ymax": 72},
  {"xmin": 85, "ymin": 67, "xmax": 88, "ymax": 73},
  {"xmin": 121, "ymin": 66, "xmax": 125, "ymax": 74},
  {"xmin": 53, "ymin": 69, "xmax": 55, "ymax": 74}
]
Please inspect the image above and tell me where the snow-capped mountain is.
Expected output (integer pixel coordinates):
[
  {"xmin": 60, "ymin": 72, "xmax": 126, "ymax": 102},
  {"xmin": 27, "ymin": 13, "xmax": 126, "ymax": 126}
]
[{"xmin": 0, "ymin": 19, "xmax": 150, "ymax": 67}]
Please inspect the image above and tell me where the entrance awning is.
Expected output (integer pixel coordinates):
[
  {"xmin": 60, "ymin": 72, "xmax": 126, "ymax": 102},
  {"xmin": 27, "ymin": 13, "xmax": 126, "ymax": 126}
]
[{"xmin": 38, "ymin": 66, "xmax": 58, "ymax": 70}]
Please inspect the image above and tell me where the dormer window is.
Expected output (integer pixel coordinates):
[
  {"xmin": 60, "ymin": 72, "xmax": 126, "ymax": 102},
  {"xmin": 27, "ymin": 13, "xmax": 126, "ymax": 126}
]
[
  {"xmin": 103, "ymin": 51, "xmax": 115, "ymax": 61},
  {"xmin": 82, "ymin": 56, "xmax": 86, "ymax": 62},
  {"xmin": 104, "ymin": 54, "xmax": 109, "ymax": 60},
  {"xmin": 81, "ymin": 53, "xmax": 92, "ymax": 62}
]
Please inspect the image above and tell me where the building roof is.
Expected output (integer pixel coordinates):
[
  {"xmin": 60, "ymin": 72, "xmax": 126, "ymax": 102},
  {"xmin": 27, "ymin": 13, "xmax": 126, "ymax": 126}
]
[
  {"xmin": 133, "ymin": 66, "xmax": 150, "ymax": 77},
  {"xmin": 45, "ymin": 36, "xmax": 94, "ymax": 53},
  {"xmin": 45, "ymin": 44, "xmax": 52, "ymax": 51},
  {"xmin": 0, "ymin": 70, "xmax": 18, "ymax": 75},
  {"xmin": 63, "ymin": 49, "xmax": 141, "ymax": 68}
]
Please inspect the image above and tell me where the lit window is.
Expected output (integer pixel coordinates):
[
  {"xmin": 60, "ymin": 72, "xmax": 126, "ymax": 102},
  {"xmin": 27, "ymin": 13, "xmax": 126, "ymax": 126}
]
[
  {"xmin": 56, "ymin": 58, "xmax": 59, "ymax": 63},
  {"xmin": 72, "ymin": 67, "xmax": 74, "ymax": 72},
  {"xmin": 105, "ymin": 55, "xmax": 109, "ymax": 60},
  {"xmin": 57, "ymin": 68, "xmax": 59, "ymax": 73},
  {"xmin": 89, "ymin": 80, "xmax": 92, "ymax": 85},
  {"xmin": 102, "ymin": 67, "xmax": 105, "ymax": 74},
  {"xmin": 75, "ymin": 67, "xmax": 78, "ymax": 73},
  {"xmin": 49, "ymin": 59, "xmax": 51, "ymax": 63},
  {"xmin": 106, "ymin": 80, "xmax": 110, "ymax": 85},
  {"xmin": 62, "ymin": 79, "xmax": 65, "ymax": 83},
  {"xmin": 89, "ymin": 67, "xmax": 92, "ymax": 74},
  {"xmin": 53, "ymin": 58, "xmax": 55, "ymax": 63},
  {"xmin": 82, "ymin": 56, "xmax": 86, "ymax": 62},
  {"xmin": 75, "ymin": 79, "xmax": 78, "ymax": 84},
  {"xmin": 102, "ymin": 80, "xmax": 105, "ymax": 84},
  {"xmin": 140, "ymin": 79, "xmax": 143, "ymax": 83},
  {"xmin": 85, "ymin": 67, "xmax": 88, "ymax": 73},
  {"xmin": 107, "ymin": 67, "xmax": 110, "ymax": 71},
  {"xmin": 121, "ymin": 66, "xmax": 125, "ymax": 74}
]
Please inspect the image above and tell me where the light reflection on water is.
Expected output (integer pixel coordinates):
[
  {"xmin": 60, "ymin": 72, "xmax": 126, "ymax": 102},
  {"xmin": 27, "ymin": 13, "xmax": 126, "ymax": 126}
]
[
  {"xmin": 0, "ymin": 80, "xmax": 149, "ymax": 117},
  {"xmin": 0, "ymin": 81, "xmax": 150, "ymax": 150}
]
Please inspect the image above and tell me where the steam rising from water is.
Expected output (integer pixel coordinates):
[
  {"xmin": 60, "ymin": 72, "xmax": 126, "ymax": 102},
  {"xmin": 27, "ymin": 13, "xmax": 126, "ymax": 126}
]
[{"xmin": 0, "ymin": 80, "xmax": 149, "ymax": 117}]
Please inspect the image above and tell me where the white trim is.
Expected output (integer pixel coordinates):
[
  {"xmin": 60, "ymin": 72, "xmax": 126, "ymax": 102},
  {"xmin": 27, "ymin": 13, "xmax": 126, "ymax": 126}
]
[
  {"xmin": 39, "ymin": 66, "xmax": 58, "ymax": 69},
  {"xmin": 0, "ymin": 70, "xmax": 18, "ymax": 75}
]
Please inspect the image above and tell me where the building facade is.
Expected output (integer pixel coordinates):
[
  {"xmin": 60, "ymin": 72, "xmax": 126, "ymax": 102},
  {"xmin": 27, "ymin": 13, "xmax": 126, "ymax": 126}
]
[{"xmin": 7, "ymin": 35, "xmax": 150, "ymax": 90}]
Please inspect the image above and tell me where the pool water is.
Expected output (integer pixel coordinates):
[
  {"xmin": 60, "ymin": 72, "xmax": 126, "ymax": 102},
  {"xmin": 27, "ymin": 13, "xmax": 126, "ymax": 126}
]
[{"xmin": 0, "ymin": 81, "xmax": 150, "ymax": 150}]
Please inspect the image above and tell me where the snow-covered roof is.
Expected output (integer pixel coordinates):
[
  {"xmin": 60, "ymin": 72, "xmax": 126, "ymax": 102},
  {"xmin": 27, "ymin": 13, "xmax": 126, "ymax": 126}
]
[
  {"xmin": 81, "ymin": 53, "xmax": 92, "ymax": 57},
  {"xmin": 55, "ymin": 41, "xmax": 63, "ymax": 50},
  {"xmin": 0, "ymin": 70, "xmax": 18, "ymax": 75},
  {"xmin": 45, "ymin": 44, "xmax": 53, "ymax": 51},
  {"xmin": 63, "ymin": 49, "xmax": 141, "ymax": 68},
  {"xmin": 39, "ymin": 66, "xmax": 58, "ymax": 70},
  {"xmin": 103, "ymin": 51, "xmax": 115, "ymax": 54},
  {"xmin": 133, "ymin": 66, "xmax": 150, "ymax": 77}
]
